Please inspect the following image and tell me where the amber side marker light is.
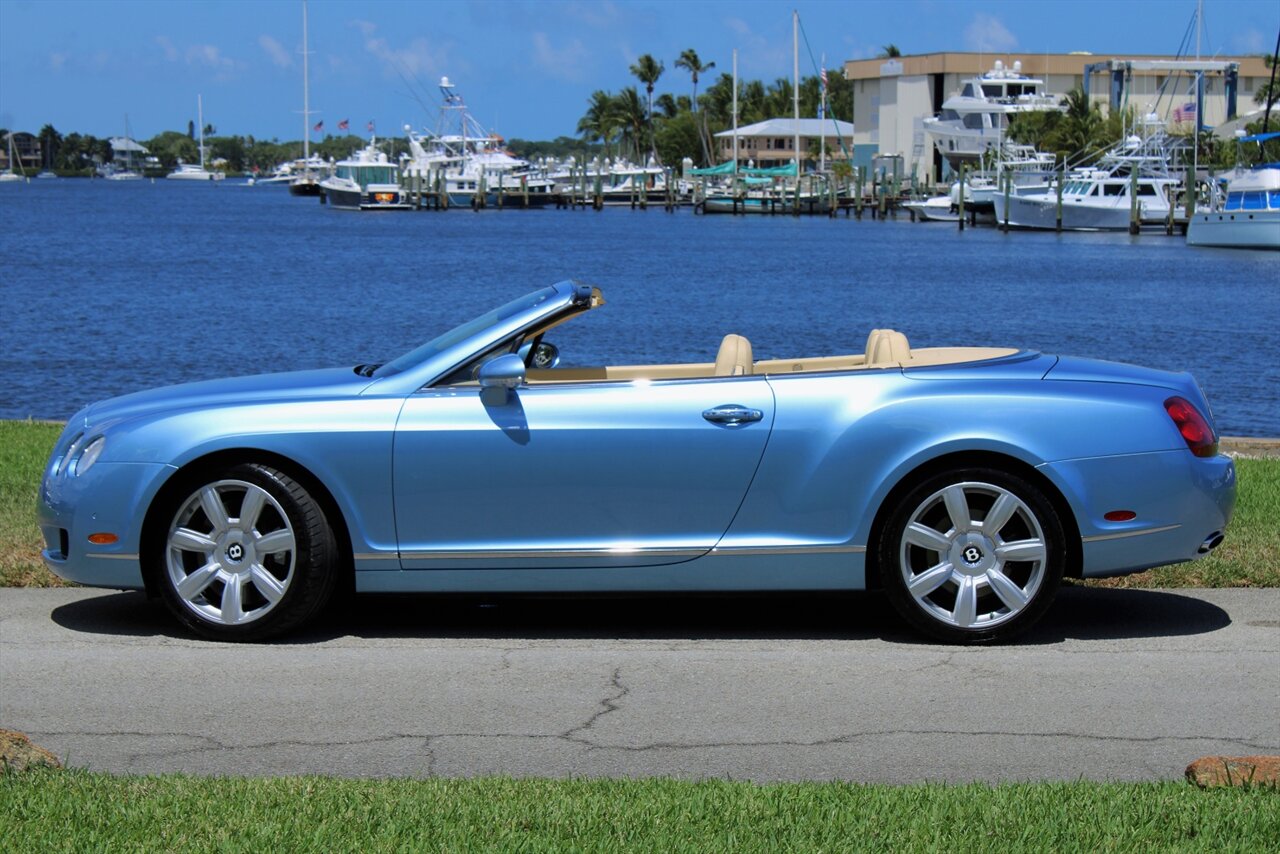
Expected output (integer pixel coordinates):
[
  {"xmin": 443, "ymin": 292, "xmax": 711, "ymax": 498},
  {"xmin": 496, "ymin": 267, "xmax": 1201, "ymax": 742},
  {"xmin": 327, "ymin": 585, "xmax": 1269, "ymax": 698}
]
[
  {"xmin": 87, "ymin": 533, "xmax": 119, "ymax": 545},
  {"xmin": 1104, "ymin": 510, "xmax": 1137, "ymax": 522}
]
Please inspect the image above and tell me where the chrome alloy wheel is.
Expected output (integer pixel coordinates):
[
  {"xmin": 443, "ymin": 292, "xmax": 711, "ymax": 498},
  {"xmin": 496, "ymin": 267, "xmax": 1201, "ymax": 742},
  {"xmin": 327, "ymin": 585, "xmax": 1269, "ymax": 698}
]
[
  {"xmin": 165, "ymin": 479, "xmax": 296, "ymax": 626},
  {"xmin": 898, "ymin": 481, "xmax": 1048, "ymax": 630}
]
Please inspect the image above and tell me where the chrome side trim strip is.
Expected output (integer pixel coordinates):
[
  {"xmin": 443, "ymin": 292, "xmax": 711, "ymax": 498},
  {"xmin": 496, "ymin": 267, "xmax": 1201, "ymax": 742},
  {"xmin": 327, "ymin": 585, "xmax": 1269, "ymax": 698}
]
[
  {"xmin": 400, "ymin": 547, "xmax": 707, "ymax": 561},
  {"xmin": 1081, "ymin": 524, "xmax": 1181, "ymax": 544},
  {"xmin": 86, "ymin": 553, "xmax": 140, "ymax": 561},
  {"xmin": 711, "ymin": 545, "xmax": 867, "ymax": 556},
  {"xmin": 398, "ymin": 544, "xmax": 868, "ymax": 561},
  {"xmin": 353, "ymin": 552, "xmax": 400, "ymax": 561}
]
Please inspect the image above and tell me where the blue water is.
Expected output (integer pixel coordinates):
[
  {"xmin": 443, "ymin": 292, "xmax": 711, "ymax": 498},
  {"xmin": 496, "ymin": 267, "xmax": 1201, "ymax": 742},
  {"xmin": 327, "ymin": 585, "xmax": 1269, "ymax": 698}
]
[{"xmin": 1, "ymin": 179, "xmax": 1277, "ymax": 435}]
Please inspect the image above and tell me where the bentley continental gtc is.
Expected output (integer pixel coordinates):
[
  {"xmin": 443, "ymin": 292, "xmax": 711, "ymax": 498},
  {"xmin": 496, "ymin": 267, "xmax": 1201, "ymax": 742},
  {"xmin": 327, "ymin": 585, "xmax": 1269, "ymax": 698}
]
[{"xmin": 39, "ymin": 281, "xmax": 1236, "ymax": 643}]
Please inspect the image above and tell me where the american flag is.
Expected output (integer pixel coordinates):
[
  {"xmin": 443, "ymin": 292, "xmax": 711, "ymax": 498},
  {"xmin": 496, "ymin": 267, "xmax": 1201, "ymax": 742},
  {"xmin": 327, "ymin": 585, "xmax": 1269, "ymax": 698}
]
[
  {"xmin": 312, "ymin": 120, "xmax": 323, "ymax": 132},
  {"xmin": 1173, "ymin": 102, "xmax": 1197, "ymax": 122},
  {"xmin": 367, "ymin": 120, "xmax": 375, "ymax": 132},
  {"xmin": 338, "ymin": 118, "xmax": 349, "ymax": 131},
  {"xmin": 820, "ymin": 66, "xmax": 828, "ymax": 92}
]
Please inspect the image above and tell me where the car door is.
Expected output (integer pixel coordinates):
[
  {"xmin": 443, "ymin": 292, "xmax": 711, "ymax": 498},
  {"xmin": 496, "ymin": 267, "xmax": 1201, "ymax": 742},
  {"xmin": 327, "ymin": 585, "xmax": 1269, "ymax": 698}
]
[{"xmin": 393, "ymin": 376, "xmax": 775, "ymax": 569}]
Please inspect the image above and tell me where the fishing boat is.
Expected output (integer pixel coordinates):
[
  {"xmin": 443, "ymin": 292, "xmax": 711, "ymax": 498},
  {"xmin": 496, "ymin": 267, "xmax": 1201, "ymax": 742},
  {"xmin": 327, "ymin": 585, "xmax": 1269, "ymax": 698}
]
[
  {"xmin": 318, "ymin": 135, "xmax": 410, "ymax": 210},
  {"xmin": 1187, "ymin": 132, "xmax": 1280, "ymax": 250},
  {"xmin": 167, "ymin": 95, "xmax": 225, "ymax": 181},
  {"xmin": 993, "ymin": 125, "xmax": 1185, "ymax": 230},
  {"xmin": 402, "ymin": 77, "xmax": 557, "ymax": 207},
  {"xmin": 924, "ymin": 61, "xmax": 1063, "ymax": 168}
]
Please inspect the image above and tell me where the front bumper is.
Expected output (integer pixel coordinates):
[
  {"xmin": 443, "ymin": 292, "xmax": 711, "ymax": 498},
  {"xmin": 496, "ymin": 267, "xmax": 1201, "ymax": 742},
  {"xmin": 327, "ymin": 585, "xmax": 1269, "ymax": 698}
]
[
  {"xmin": 39, "ymin": 460, "xmax": 175, "ymax": 589},
  {"xmin": 1038, "ymin": 450, "xmax": 1236, "ymax": 578}
]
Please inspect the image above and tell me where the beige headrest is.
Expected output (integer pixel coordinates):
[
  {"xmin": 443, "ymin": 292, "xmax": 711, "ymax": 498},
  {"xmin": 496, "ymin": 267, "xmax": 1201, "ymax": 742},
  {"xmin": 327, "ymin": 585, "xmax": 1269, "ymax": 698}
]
[
  {"xmin": 865, "ymin": 329, "xmax": 911, "ymax": 366},
  {"xmin": 714, "ymin": 334, "xmax": 754, "ymax": 377}
]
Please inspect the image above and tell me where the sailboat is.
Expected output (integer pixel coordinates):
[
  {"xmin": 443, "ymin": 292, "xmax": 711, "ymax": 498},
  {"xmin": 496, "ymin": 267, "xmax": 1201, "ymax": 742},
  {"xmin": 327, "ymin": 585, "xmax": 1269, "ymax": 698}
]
[
  {"xmin": 0, "ymin": 132, "xmax": 25, "ymax": 183},
  {"xmin": 289, "ymin": 1, "xmax": 323, "ymax": 196},
  {"xmin": 106, "ymin": 115, "xmax": 144, "ymax": 180},
  {"xmin": 167, "ymin": 95, "xmax": 225, "ymax": 181}
]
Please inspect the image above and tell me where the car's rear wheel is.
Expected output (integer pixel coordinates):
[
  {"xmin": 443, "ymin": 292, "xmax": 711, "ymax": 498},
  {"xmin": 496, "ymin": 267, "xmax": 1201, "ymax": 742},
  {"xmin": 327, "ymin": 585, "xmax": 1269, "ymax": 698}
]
[
  {"xmin": 155, "ymin": 463, "xmax": 338, "ymax": 641},
  {"xmin": 879, "ymin": 467, "xmax": 1065, "ymax": 644}
]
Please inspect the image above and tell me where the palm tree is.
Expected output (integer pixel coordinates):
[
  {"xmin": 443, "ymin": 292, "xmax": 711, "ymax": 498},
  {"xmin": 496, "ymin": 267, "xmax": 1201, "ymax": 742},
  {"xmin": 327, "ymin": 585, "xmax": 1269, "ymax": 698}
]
[
  {"xmin": 613, "ymin": 87, "xmax": 648, "ymax": 162},
  {"xmin": 577, "ymin": 90, "xmax": 620, "ymax": 159},
  {"xmin": 675, "ymin": 49, "xmax": 714, "ymax": 112},
  {"xmin": 877, "ymin": 44, "xmax": 902, "ymax": 59},
  {"xmin": 629, "ymin": 54, "xmax": 664, "ymax": 120}
]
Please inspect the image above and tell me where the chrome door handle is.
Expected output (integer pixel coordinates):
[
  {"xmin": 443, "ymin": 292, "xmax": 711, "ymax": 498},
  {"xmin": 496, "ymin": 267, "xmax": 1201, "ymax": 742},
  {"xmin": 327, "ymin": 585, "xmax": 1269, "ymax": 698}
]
[{"xmin": 702, "ymin": 404, "xmax": 764, "ymax": 425}]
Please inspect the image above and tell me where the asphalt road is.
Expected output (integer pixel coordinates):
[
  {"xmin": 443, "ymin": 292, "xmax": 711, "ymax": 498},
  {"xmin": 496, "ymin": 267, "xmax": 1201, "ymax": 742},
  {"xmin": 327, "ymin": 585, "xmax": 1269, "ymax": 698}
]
[{"xmin": 2, "ymin": 587, "xmax": 1277, "ymax": 784}]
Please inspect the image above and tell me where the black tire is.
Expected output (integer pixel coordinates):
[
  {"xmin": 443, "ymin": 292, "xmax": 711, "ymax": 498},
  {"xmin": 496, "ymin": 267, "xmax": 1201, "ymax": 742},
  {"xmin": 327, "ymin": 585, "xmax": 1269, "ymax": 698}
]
[
  {"xmin": 151, "ymin": 463, "xmax": 338, "ymax": 641},
  {"xmin": 877, "ymin": 466, "xmax": 1065, "ymax": 644}
]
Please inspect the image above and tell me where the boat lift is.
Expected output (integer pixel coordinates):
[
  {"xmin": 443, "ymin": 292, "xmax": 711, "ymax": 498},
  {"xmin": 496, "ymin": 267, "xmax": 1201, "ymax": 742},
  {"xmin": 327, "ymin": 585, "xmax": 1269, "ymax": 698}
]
[{"xmin": 1083, "ymin": 59, "xmax": 1239, "ymax": 126}]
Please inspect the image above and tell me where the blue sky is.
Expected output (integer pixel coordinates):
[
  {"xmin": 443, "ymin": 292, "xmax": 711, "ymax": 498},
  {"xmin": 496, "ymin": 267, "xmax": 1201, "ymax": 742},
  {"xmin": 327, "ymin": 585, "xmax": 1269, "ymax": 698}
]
[{"xmin": 1, "ymin": 0, "xmax": 1276, "ymax": 141}]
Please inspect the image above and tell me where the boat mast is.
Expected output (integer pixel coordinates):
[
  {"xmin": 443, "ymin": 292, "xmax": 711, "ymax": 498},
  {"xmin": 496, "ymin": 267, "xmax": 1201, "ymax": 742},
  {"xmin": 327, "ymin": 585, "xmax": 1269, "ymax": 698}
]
[
  {"xmin": 197, "ymin": 95, "xmax": 205, "ymax": 169},
  {"xmin": 732, "ymin": 49, "xmax": 739, "ymax": 174},
  {"xmin": 302, "ymin": 0, "xmax": 310, "ymax": 163},
  {"xmin": 819, "ymin": 52, "xmax": 826, "ymax": 173},
  {"xmin": 792, "ymin": 9, "xmax": 800, "ymax": 177}
]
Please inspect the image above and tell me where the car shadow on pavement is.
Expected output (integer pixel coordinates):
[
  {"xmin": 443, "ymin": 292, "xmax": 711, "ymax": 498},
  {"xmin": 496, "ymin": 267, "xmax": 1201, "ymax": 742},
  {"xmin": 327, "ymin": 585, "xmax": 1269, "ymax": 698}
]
[{"xmin": 50, "ymin": 586, "xmax": 1230, "ymax": 645}]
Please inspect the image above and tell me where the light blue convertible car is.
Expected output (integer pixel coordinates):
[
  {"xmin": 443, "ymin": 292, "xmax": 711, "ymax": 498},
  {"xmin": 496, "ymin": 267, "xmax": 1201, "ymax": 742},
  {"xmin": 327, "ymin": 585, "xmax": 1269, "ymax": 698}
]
[{"xmin": 39, "ymin": 281, "xmax": 1235, "ymax": 643}]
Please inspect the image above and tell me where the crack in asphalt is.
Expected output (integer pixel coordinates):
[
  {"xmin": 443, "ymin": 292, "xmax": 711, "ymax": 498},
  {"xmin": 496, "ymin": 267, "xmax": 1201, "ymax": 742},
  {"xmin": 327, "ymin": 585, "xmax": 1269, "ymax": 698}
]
[{"xmin": 560, "ymin": 667, "xmax": 628, "ymax": 746}]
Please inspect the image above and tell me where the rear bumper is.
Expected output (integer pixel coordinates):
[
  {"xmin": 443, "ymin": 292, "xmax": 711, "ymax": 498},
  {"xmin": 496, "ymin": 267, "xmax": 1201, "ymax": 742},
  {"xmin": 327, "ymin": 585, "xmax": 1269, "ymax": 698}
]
[{"xmin": 1038, "ymin": 450, "xmax": 1236, "ymax": 578}]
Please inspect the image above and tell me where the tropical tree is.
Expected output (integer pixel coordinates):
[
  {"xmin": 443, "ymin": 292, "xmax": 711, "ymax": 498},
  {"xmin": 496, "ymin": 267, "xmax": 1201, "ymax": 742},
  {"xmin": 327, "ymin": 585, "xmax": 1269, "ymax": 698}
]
[
  {"xmin": 613, "ymin": 87, "xmax": 648, "ymax": 161},
  {"xmin": 675, "ymin": 49, "xmax": 714, "ymax": 112},
  {"xmin": 629, "ymin": 53, "xmax": 665, "ymax": 118},
  {"xmin": 38, "ymin": 124, "xmax": 61, "ymax": 171},
  {"xmin": 577, "ymin": 90, "xmax": 621, "ymax": 158},
  {"xmin": 878, "ymin": 44, "xmax": 902, "ymax": 58}
]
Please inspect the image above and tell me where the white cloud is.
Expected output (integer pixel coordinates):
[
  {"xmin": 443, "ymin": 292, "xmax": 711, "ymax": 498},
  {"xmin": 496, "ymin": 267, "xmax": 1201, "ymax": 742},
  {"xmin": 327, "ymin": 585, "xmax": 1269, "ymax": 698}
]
[
  {"xmin": 532, "ymin": 32, "xmax": 588, "ymax": 81},
  {"xmin": 259, "ymin": 34, "xmax": 293, "ymax": 68},
  {"xmin": 964, "ymin": 14, "xmax": 1018, "ymax": 53},
  {"xmin": 186, "ymin": 44, "xmax": 235, "ymax": 70},
  {"xmin": 156, "ymin": 35, "xmax": 179, "ymax": 62},
  {"xmin": 49, "ymin": 52, "xmax": 68, "ymax": 71},
  {"xmin": 353, "ymin": 20, "xmax": 451, "ymax": 80}
]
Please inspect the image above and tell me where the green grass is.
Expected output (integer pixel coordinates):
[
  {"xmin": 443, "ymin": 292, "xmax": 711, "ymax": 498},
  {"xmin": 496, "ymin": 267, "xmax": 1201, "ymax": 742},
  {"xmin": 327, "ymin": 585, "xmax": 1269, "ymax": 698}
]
[
  {"xmin": 1, "ymin": 419, "xmax": 1277, "ymax": 588},
  {"xmin": 2, "ymin": 770, "xmax": 1277, "ymax": 852},
  {"xmin": 0, "ymin": 421, "xmax": 67, "ymax": 587}
]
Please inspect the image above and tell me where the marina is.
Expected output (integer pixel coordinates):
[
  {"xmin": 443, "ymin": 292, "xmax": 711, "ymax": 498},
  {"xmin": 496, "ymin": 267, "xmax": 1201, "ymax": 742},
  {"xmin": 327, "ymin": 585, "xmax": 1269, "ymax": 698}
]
[{"xmin": 0, "ymin": 177, "xmax": 1276, "ymax": 439}]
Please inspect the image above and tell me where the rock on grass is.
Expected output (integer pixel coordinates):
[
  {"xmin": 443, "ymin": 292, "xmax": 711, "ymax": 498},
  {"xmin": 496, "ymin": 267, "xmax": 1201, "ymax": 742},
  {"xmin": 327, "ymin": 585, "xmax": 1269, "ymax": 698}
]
[
  {"xmin": 0, "ymin": 729, "xmax": 61, "ymax": 771},
  {"xmin": 1186, "ymin": 755, "xmax": 1280, "ymax": 788}
]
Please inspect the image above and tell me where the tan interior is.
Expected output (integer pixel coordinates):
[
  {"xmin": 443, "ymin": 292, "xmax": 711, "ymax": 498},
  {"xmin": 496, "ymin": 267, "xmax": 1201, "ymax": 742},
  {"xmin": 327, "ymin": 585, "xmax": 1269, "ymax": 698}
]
[{"xmin": 524, "ymin": 330, "xmax": 1018, "ymax": 384}]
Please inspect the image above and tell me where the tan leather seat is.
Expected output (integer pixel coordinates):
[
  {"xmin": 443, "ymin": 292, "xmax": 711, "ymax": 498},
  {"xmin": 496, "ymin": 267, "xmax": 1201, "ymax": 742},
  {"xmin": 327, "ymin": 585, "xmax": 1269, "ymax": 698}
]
[
  {"xmin": 865, "ymin": 328, "xmax": 911, "ymax": 366},
  {"xmin": 714, "ymin": 334, "xmax": 754, "ymax": 376}
]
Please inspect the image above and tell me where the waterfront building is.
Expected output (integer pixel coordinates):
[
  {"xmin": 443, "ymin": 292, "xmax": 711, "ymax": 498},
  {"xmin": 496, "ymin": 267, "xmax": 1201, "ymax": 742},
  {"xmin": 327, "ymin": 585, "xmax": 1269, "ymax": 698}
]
[
  {"xmin": 0, "ymin": 131, "xmax": 41, "ymax": 172},
  {"xmin": 841, "ymin": 52, "xmax": 1271, "ymax": 181},
  {"xmin": 713, "ymin": 117, "xmax": 856, "ymax": 170}
]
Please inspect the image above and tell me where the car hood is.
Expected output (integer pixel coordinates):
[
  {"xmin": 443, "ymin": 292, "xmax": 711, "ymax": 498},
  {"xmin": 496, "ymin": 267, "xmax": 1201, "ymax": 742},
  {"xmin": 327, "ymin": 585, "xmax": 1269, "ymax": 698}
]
[{"xmin": 80, "ymin": 367, "xmax": 376, "ymax": 429}]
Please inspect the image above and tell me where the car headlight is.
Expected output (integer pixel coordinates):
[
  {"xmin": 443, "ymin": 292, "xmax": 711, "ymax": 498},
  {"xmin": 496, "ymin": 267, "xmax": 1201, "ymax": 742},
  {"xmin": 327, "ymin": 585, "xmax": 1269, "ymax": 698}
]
[
  {"xmin": 72, "ymin": 436, "xmax": 106, "ymax": 476},
  {"xmin": 53, "ymin": 433, "xmax": 84, "ymax": 476}
]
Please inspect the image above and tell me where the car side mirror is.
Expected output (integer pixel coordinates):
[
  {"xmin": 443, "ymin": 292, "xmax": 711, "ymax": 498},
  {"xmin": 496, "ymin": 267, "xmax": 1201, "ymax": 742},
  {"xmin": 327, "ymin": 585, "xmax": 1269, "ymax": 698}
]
[{"xmin": 477, "ymin": 352, "xmax": 526, "ymax": 404}]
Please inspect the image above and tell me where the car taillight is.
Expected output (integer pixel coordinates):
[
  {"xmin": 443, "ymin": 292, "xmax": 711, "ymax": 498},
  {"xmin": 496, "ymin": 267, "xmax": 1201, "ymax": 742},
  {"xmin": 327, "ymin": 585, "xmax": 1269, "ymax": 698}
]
[{"xmin": 1164, "ymin": 396, "xmax": 1218, "ymax": 458}]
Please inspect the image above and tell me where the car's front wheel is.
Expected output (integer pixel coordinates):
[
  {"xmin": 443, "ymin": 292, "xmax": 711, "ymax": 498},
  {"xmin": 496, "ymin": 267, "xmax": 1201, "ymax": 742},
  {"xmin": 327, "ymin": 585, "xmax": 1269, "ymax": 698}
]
[
  {"xmin": 879, "ymin": 467, "xmax": 1065, "ymax": 644},
  {"xmin": 153, "ymin": 463, "xmax": 338, "ymax": 641}
]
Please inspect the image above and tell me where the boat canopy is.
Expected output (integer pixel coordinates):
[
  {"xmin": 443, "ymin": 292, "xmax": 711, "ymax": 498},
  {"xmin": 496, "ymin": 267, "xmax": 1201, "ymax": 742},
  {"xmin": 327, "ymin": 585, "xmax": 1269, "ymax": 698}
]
[
  {"xmin": 1239, "ymin": 132, "xmax": 1280, "ymax": 144},
  {"xmin": 688, "ymin": 162, "xmax": 737, "ymax": 176},
  {"xmin": 743, "ymin": 163, "xmax": 798, "ymax": 177}
]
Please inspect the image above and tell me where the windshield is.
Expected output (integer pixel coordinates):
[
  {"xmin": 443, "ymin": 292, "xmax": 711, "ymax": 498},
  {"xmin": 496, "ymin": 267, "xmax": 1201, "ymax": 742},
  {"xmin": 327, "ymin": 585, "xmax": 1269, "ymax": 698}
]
[{"xmin": 373, "ymin": 287, "xmax": 558, "ymax": 378}]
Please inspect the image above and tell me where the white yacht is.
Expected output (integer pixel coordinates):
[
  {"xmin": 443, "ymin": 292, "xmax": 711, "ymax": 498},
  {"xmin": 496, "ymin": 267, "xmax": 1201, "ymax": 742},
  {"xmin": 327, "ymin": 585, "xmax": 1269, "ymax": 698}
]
[
  {"xmin": 319, "ymin": 135, "xmax": 409, "ymax": 210},
  {"xmin": 402, "ymin": 77, "xmax": 558, "ymax": 207},
  {"xmin": 993, "ymin": 128, "xmax": 1185, "ymax": 231},
  {"xmin": 1187, "ymin": 162, "xmax": 1280, "ymax": 250},
  {"xmin": 924, "ymin": 61, "xmax": 1063, "ymax": 168},
  {"xmin": 167, "ymin": 95, "xmax": 225, "ymax": 182}
]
